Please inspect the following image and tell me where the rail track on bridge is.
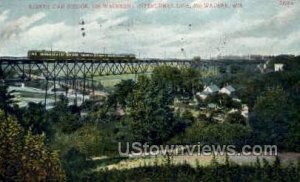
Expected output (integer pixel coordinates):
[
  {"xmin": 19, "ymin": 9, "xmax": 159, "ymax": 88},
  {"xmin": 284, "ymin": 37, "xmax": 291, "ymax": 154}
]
[
  {"xmin": 0, "ymin": 57, "xmax": 194, "ymax": 81},
  {"xmin": 0, "ymin": 56, "xmax": 265, "ymax": 81},
  {"xmin": 0, "ymin": 56, "xmax": 266, "ymax": 106}
]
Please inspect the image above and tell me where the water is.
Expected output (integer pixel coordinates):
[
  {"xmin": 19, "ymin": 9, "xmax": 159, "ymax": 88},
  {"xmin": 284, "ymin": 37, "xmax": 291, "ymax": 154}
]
[{"xmin": 9, "ymin": 85, "xmax": 89, "ymax": 109}]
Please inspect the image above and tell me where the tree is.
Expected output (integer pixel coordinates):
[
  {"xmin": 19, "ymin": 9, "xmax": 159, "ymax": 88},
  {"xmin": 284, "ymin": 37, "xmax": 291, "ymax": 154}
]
[
  {"xmin": 0, "ymin": 110, "xmax": 65, "ymax": 181},
  {"xmin": 230, "ymin": 65, "xmax": 242, "ymax": 74},
  {"xmin": 286, "ymin": 112, "xmax": 300, "ymax": 151},
  {"xmin": 62, "ymin": 147, "xmax": 96, "ymax": 180},
  {"xmin": 115, "ymin": 72, "xmax": 190, "ymax": 144},
  {"xmin": 251, "ymin": 87, "xmax": 293, "ymax": 148},
  {"xmin": 181, "ymin": 110, "xmax": 194, "ymax": 125},
  {"xmin": 151, "ymin": 66, "xmax": 203, "ymax": 97},
  {"xmin": 225, "ymin": 112, "xmax": 246, "ymax": 125},
  {"xmin": 0, "ymin": 85, "xmax": 15, "ymax": 116},
  {"xmin": 48, "ymin": 95, "xmax": 81, "ymax": 134},
  {"xmin": 181, "ymin": 68, "xmax": 203, "ymax": 97},
  {"xmin": 152, "ymin": 66, "xmax": 182, "ymax": 94},
  {"xmin": 171, "ymin": 122, "xmax": 252, "ymax": 147},
  {"xmin": 0, "ymin": 111, "xmax": 22, "ymax": 180},
  {"xmin": 20, "ymin": 132, "xmax": 65, "ymax": 181},
  {"xmin": 113, "ymin": 79, "xmax": 135, "ymax": 107},
  {"xmin": 20, "ymin": 102, "xmax": 50, "ymax": 135},
  {"xmin": 219, "ymin": 67, "xmax": 226, "ymax": 74},
  {"xmin": 128, "ymin": 82, "xmax": 176, "ymax": 144}
]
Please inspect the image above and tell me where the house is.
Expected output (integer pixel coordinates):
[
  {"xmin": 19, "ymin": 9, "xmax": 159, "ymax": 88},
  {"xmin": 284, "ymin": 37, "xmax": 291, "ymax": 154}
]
[
  {"xmin": 241, "ymin": 105, "xmax": 249, "ymax": 119},
  {"xmin": 274, "ymin": 64, "xmax": 284, "ymax": 72},
  {"xmin": 203, "ymin": 84, "xmax": 220, "ymax": 94},
  {"xmin": 208, "ymin": 103, "xmax": 218, "ymax": 109},
  {"xmin": 219, "ymin": 85, "xmax": 236, "ymax": 96},
  {"xmin": 196, "ymin": 92, "xmax": 208, "ymax": 100},
  {"xmin": 195, "ymin": 84, "xmax": 220, "ymax": 102},
  {"xmin": 256, "ymin": 59, "xmax": 277, "ymax": 74}
]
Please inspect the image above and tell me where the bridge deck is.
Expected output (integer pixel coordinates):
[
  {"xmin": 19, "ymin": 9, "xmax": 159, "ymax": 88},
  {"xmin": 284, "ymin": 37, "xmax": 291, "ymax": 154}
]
[{"xmin": 0, "ymin": 56, "xmax": 266, "ymax": 82}]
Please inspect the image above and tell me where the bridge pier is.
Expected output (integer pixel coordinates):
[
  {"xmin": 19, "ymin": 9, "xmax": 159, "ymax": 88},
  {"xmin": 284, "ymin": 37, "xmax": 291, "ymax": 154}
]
[{"xmin": 44, "ymin": 78, "xmax": 49, "ymax": 108}]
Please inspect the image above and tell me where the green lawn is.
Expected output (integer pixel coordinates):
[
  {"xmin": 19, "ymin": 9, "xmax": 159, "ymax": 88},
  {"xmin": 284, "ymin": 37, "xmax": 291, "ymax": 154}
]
[{"xmin": 94, "ymin": 73, "xmax": 151, "ymax": 89}]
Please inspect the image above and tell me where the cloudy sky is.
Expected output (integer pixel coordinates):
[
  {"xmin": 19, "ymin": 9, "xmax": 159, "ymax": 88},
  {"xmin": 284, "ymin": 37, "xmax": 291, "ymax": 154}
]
[{"xmin": 0, "ymin": 0, "xmax": 299, "ymax": 58}]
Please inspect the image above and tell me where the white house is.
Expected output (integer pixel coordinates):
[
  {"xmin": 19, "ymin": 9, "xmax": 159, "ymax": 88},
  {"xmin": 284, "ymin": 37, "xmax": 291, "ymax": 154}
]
[
  {"xmin": 274, "ymin": 64, "xmax": 284, "ymax": 72},
  {"xmin": 196, "ymin": 92, "xmax": 208, "ymax": 100},
  {"xmin": 219, "ymin": 85, "xmax": 236, "ymax": 96},
  {"xmin": 195, "ymin": 84, "xmax": 220, "ymax": 101},
  {"xmin": 241, "ymin": 104, "xmax": 249, "ymax": 119},
  {"xmin": 203, "ymin": 84, "xmax": 220, "ymax": 94}
]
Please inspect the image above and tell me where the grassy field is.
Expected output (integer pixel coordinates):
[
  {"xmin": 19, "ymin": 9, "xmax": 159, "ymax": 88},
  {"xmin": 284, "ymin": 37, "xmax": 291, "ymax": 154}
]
[
  {"xmin": 94, "ymin": 73, "xmax": 151, "ymax": 89},
  {"xmin": 94, "ymin": 153, "xmax": 300, "ymax": 171},
  {"xmin": 92, "ymin": 69, "xmax": 217, "ymax": 90}
]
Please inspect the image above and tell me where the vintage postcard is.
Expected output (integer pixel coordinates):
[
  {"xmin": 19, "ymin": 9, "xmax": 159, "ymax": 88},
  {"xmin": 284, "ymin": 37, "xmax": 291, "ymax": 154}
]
[{"xmin": 0, "ymin": 0, "xmax": 299, "ymax": 181}]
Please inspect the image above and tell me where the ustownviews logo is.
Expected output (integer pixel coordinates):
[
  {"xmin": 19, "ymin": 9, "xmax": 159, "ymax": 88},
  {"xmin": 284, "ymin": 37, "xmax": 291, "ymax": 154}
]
[{"xmin": 118, "ymin": 142, "xmax": 278, "ymax": 157}]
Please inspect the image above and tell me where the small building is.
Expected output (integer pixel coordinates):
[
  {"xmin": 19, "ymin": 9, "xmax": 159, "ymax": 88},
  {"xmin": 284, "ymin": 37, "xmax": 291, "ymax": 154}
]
[
  {"xmin": 219, "ymin": 85, "xmax": 236, "ymax": 96},
  {"xmin": 203, "ymin": 84, "xmax": 220, "ymax": 94},
  {"xmin": 195, "ymin": 84, "xmax": 220, "ymax": 102},
  {"xmin": 196, "ymin": 92, "xmax": 208, "ymax": 100},
  {"xmin": 274, "ymin": 64, "xmax": 284, "ymax": 72},
  {"xmin": 241, "ymin": 104, "xmax": 249, "ymax": 119},
  {"xmin": 208, "ymin": 103, "xmax": 218, "ymax": 109}
]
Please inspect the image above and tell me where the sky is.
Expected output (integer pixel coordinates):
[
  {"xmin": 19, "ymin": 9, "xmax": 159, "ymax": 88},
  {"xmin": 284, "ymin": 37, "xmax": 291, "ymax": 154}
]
[{"xmin": 0, "ymin": 0, "xmax": 299, "ymax": 58}]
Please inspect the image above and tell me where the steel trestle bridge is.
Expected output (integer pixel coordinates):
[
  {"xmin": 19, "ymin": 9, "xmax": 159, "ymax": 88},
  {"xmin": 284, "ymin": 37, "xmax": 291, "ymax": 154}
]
[
  {"xmin": 0, "ymin": 57, "xmax": 194, "ymax": 81},
  {"xmin": 0, "ymin": 56, "xmax": 264, "ymax": 81},
  {"xmin": 0, "ymin": 56, "xmax": 265, "ymax": 103}
]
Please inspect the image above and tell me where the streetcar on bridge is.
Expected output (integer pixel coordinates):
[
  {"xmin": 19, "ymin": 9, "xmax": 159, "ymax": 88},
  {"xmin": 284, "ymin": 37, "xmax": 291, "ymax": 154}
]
[{"xmin": 27, "ymin": 50, "xmax": 136, "ymax": 61}]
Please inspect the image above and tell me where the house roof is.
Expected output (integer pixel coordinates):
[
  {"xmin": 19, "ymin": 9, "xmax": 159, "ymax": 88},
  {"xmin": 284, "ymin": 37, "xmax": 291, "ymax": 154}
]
[
  {"xmin": 223, "ymin": 85, "xmax": 235, "ymax": 92},
  {"xmin": 196, "ymin": 92, "xmax": 208, "ymax": 96},
  {"xmin": 208, "ymin": 103, "xmax": 217, "ymax": 108},
  {"xmin": 204, "ymin": 84, "xmax": 220, "ymax": 93}
]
